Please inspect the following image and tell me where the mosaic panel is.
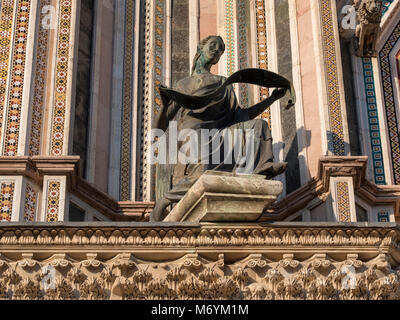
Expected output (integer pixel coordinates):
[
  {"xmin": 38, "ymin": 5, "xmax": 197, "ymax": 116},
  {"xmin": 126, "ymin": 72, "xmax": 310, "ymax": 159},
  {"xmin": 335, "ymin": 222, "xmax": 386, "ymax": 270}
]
[
  {"xmin": 382, "ymin": 0, "xmax": 394, "ymax": 15},
  {"xmin": 361, "ymin": 58, "xmax": 386, "ymax": 184},
  {"xmin": 0, "ymin": 0, "xmax": 16, "ymax": 146},
  {"xmin": 236, "ymin": 0, "xmax": 250, "ymax": 107},
  {"xmin": 336, "ymin": 181, "xmax": 351, "ymax": 222},
  {"xmin": 320, "ymin": 0, "xmax": 345, "ymax": 156},
  {"xmin": 3, "ymin": 0, "xmax": 31, "ymax": 156},
  {"xmin": 255, "ymin": 0, "xmax": 270, "ymax": 124},
  {"xmin": 120, "ymin": 0, "xmax": 135, "ymax": 201},
  {"xmin": 23, "ymin": 183, "xmax": 37, "ymax": 222},
  {"xmin": 225, "ymin": 0, "xmax": 235, "ymax": 76},
  {"xmin": 46, "ymin": 181, "xmax": 61, "ymax": 222},
  {"xmin": 0, "ymin": 182, "xmax": 14, "ymax": 221},
  {"xmin": 50, "ymin": 0, "xmax": 72, "ymax": 156},
  {"xmin": 379, "ymin": 21, "xmax": 400, "ymax": 184},
  {"xmin": 29, "ymin": 0, "xmax": 50, "ymax": 156},
  {"xmin": 377, "ymin": 209, "xmax": 390, "ymax": 222}
]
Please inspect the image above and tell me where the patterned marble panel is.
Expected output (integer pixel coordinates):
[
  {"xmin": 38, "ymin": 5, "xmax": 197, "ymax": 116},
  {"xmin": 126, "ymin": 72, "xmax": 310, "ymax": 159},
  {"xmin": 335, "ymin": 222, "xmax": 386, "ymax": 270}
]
[
  {"xmin": 225, "ymin": 0, "xmax": 235, "ymax": 76},
  {"xmin": 0, "ymin": 181, "xmax": 14, "ymax": 221},
  {"xmin": 3, "ymin": 0, "xmax": 31, "ymax": 156},
  {"xmin": 0, "ymin": 0, "xmax": 16, "ymax": 147},
  {"xmin": 254, "ymin": 0, "xmax": 270, "ymax": 124},
  {"xmin": 320, "ymin": 0, "xmax": 345, "ymax": 156},
  {"xmin": 24, "ymin": 183, "xmax": 37, "ymax": 222},
  {"xmin": 50, "ymin": 0, "xmax": 72, "ymax": 156},
  {"xmin": 236, "ymin": 0, "xmax": 250, "ymax": 107},
  {"xmin": 29, "ymin": 0, "xmax": 50, "ymax": 156},
  {"xmin": 120, "ymin": 0, "xmax": 135, "ymax": 201},
  {"xmin": 45, "ymin": 181, "xmax": 61, "ymax": 222},
  {"xmin": 336, "ymin": 181, "xmax": 351, "ymax": 222}
]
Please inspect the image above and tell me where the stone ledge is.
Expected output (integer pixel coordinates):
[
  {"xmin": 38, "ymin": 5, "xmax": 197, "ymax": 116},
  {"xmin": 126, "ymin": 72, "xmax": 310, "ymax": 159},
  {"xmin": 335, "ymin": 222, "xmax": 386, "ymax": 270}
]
[{"xmin": 0, "ymin": 223, "xmax": 399, "ymax": 300}]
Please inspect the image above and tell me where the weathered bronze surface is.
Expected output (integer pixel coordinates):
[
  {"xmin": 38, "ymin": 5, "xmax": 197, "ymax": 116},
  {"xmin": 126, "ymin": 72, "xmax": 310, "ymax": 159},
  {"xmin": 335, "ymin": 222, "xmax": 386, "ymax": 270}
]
[{"xmin": 151, "ymin": 36, "xmax": 295, "ymax": 221}]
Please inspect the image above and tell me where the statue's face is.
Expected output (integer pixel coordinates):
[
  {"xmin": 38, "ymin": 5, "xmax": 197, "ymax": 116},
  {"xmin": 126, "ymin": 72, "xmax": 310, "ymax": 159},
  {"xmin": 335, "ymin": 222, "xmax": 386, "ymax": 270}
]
[
  {"xmin": 201, "ymin": 37, "xmax": 225, "ymax": 66},
  {"xmin": 365, "ymin": 0, "xmax": 380, "ymax": 13}
]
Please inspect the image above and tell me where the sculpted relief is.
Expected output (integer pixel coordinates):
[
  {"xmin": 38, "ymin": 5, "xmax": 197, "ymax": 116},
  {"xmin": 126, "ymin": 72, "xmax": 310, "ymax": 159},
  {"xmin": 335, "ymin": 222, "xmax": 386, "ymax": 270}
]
[{"xmin": 151, "ymin": 36, "xmax": 296, "ymax": 221}]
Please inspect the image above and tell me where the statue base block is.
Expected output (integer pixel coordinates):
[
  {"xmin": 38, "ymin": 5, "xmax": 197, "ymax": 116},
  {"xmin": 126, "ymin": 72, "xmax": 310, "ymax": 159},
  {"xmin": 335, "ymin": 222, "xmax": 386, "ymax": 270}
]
[{"xmin": 163, "ymin": 171, "xmax": 283, "ymax": 222}]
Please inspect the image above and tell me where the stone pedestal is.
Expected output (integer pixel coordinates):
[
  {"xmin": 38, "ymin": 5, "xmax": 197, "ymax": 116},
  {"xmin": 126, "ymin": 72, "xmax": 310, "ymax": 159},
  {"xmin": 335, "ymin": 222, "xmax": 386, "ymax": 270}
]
[{"xmin": 164, "ymin": 171, "xmax": 283, "ymax": 222}]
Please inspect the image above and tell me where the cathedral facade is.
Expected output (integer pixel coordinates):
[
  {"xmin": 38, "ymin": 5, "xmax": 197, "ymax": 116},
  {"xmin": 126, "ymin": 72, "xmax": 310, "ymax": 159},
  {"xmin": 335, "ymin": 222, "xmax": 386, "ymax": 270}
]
[{"xmin": 0, "ymin": 0, "xmax": 399, "ymax": 300}]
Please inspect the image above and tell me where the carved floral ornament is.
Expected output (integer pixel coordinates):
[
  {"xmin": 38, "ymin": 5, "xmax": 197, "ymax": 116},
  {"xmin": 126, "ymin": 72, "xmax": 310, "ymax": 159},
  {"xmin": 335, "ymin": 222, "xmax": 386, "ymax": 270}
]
[
  {"xmin": 0, "ymin": 225, "xmax": 399, "ymax": 300},
  {"xmin": 0, "ymin": 251, "xmax": 399, "ymax": 300}
]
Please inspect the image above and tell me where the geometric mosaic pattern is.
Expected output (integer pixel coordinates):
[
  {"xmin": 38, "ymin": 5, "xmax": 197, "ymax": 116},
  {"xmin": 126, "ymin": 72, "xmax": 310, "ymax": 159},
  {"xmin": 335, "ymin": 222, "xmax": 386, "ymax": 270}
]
[
  {"xmin": 0, "ymin": 182, "xmax": 14, "ymax": 221},
  {"xmin": 336, "ymin": 181, "xmax": 351, "ymax": 222},
  {"xmin": 320, "ymin": 0, "xmax": 345, "ymax": 156},
  {"xmin": 254, "ymin": 0, "xmax": 270, "ymax": 123},
  {"xmin": 23, "ymin": 183, "xmax": 37, "ymax": 222},
  {"xmin": 237, "ymin": 0, "xmax": 250, "ymax": 107},
  {"xmin": 225, "ymin": 0, "xmax": 236, "ymax": 76},
  {"xmin": 377, "ymin": 209, "xmax": 390, "ymax": 222},
  {"xmin": 362, "ymin": 58, "xmax": 386, "ymax": 184},
  {"xmin": 46, "ymin": 181, "xmax": 61, "ymax": 222},
  {"xmin": 0, "ymin": 0, "xmax": 17, "ymax": 148},
  {"xmin": 3, "ymin": 0, "xmax": 31, "ymax": 156},
  {"xmin": 29, "ymin": 0, "xmax": 50, "ymax": 156},
  {"xmin": 50, "ymin": 0, "xmax": 72, "ymax": 156},
  {"xmin": 379, "ymin": 20, "xmax": 400, "ymax": 184},
  {"xmin": 120, "ymin": 0, "xmax": 135, "ymax": 201},
  {"xmin": 382, "ymin": 0, "xmax": 394, "ymax": 15}
]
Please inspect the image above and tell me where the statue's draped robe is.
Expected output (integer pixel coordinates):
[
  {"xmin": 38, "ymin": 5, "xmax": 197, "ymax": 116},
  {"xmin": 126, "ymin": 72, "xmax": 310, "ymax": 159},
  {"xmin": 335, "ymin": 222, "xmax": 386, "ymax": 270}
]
[{"xmin": 156, "ymin": 73, "xmax": 274, "ymax": 201}]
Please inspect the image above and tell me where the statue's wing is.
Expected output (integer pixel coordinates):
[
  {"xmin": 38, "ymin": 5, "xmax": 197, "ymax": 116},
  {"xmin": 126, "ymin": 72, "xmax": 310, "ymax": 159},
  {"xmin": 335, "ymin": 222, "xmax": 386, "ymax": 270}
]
[{"xmin": 155, "ymin": 69, "xmax": 296, "ymax": 130}]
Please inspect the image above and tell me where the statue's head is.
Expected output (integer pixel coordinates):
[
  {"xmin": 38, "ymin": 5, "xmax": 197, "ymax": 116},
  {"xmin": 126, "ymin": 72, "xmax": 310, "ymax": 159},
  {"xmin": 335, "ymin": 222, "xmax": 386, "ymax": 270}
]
[{"xmin": 191, "ymin": 36, "xmax": 225, "ymax": 75}]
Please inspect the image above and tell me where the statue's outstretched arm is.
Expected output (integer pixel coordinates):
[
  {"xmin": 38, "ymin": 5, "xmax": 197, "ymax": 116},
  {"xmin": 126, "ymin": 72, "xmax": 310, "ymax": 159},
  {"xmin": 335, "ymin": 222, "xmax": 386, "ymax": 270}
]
[{"xmin": 246, "ymin": 88, "xmax": 287, "ymax": 120}]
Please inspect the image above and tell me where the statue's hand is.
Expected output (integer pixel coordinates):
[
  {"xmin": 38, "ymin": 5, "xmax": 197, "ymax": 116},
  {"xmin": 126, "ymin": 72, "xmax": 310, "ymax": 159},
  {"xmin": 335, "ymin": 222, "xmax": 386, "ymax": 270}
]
[{"xmin": 271, "ymin": 88, "xmax": 287, "ymax": 100}]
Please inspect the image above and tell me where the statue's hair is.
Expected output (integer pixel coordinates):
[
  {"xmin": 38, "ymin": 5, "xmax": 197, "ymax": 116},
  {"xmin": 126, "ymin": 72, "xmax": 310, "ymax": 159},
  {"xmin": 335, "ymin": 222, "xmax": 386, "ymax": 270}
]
[{"xmin": 191, "ymin": 36, "xmax": 225, "ymax": 75}]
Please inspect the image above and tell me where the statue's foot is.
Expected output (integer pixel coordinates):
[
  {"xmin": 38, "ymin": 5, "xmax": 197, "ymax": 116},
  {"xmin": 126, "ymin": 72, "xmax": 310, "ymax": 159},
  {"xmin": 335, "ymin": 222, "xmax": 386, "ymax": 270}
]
[{"xmin": 255, "ymin": 162, "xmax": 288, "ymax": 179}]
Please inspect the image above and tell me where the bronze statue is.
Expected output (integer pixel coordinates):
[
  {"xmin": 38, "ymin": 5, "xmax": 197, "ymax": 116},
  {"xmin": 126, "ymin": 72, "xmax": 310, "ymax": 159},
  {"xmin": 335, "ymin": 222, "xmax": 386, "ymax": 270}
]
[{"xmin": 151, "ymin": 35, "xmax": 295, "ymax": 221}]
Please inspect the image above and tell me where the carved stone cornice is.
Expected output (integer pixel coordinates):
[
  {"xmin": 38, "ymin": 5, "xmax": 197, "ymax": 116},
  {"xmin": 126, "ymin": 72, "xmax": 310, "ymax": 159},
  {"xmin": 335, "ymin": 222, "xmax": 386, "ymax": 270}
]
[
  {"xmin": 262, "ymin": 156, "xmax": 400, "ymax": 221},
  {"xmin": 0, "ymin": 223, "xmax": 399, "ymax": 300},
  {"xmin": 0, "ymin": 222, "xmax": 398, "ymax": 253}
]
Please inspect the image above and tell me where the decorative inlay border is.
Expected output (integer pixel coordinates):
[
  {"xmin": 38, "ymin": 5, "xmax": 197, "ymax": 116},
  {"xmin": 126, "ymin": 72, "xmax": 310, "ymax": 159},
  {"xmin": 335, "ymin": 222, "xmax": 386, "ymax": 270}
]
[
  {"xmin": 255, "ymin": 0, "xmax": 270, "ymax": 123},
  {"xmin": 45, "ymin": 181, "xmax": 60, "ymax": 222},
  {"xmin": 225, "ymin": 0, "xmax": 235, "ymax": 76},
  {"xmin": 382, "ymin": 0, "xmax": 394, "ymax": 14},
  {"xmin": 29, "ymin": 0, "xmax": 50, "ymax": 156},
  {"xmin": 336, "ymin": 181, "xmax": 351, "ymax": 222},
  {"xmin": 120, "ymin": 0, "xmax": 135, "ymax": 201},
  {"xmin": 138, "ymin": 0, "xmax": 152, "ymax": 201},
  {"xmin": 320, "ymin": 0, "xmax": 345, "ymax": 156},
  {"xmin": 139, "ymin": 0, "xmax": 165, "ymax": 201},
  {"xmin": 3, "ymin": 0, "xmax": 31, "ymax": 156},
  {"xmin": 0, "ymin": 181, "xmax": 14, "ymax": 221},
  {"xmin": 23, "ymin": 183, "xmax": 37, "ymax": 222},
  {"xmin": 0, "ymin": 0, "xmax": 16, "ymax": 147},
  {"xmin": 50, "ymin": 0, "xmax": 72, "ymax": 156},
  {"xmin": 379, "ymin": 20, "xmax": 400, "ymax": 184},
  {"xmin": 362, "ymin": 58, "xmax": 386, "ymax": 184},
  {"xmin": 237, "ymin": 0, "xmax": 249, "ymax": 107}
]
